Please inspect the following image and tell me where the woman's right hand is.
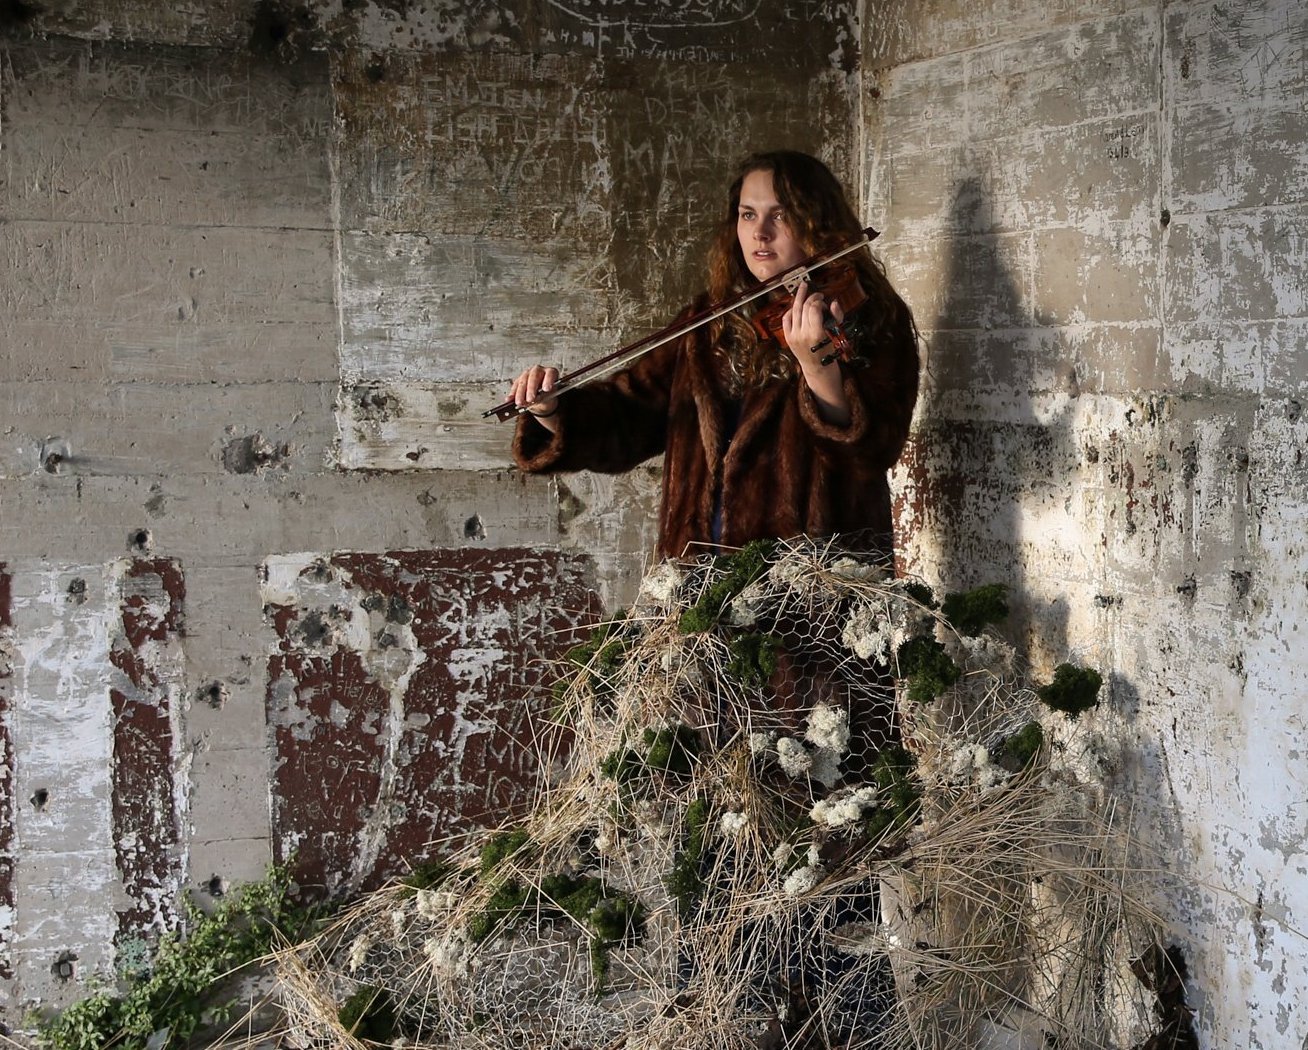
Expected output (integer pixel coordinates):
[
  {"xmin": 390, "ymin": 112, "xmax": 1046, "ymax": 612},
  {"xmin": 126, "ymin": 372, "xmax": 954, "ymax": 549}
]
[{"xmin": 508, "ymin": 365, "xmax": 562, "ymax": 433}]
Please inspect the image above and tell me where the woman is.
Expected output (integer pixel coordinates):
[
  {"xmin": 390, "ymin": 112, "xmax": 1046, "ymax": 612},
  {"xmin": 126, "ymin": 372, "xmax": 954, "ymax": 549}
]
[{"xmin": 507, "ymin": 150, "xmax": 919, "ymax": 562}]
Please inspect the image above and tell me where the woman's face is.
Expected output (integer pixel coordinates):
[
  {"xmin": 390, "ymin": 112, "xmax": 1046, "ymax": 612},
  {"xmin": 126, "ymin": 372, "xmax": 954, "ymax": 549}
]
[{"xmin": 736, "ymin": 169, "xmax": 807, "ymax": 282}]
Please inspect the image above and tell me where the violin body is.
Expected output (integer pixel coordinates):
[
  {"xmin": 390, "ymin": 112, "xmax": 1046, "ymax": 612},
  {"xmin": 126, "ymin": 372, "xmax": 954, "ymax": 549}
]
[{"xmin": 749, "ymin": 262, "xmax": 869, "ymax": 366}]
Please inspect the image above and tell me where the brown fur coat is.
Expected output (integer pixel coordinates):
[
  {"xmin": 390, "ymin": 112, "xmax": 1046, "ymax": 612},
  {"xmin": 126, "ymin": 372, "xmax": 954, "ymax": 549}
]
[{"xmin": 513, "ymin": 298, "xmax": 919, "ymax": 560}]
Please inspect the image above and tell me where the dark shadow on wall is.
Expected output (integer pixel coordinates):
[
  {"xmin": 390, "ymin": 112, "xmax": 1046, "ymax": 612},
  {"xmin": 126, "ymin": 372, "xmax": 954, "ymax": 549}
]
[{"xmin": 903, "ymin": 175, "xmax": 1079, "ymax": 669}]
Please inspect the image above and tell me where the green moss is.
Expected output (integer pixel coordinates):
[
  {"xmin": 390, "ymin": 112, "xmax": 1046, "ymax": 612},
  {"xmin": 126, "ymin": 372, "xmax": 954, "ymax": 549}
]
[
  {"xmin": 941, "ymin": 583, "xmax": 1009, "ymax": 637},
  {"xmin": 666, "ymin": 797, "xmax": 712, "ymax": 916},
  {"xmin": 467, "ymin": 878, "xmax": 532, "ymax": 944},
  {"xmin": 1000, "ymin": 721, "xmax": 1044, "ymax": 771},
  {"xmin": 338, "ymin": 985, "xmax": 396, "ymax": 1043},
  {"xmin": 726, "ymin": 632, "xmax": 781, "ymax": 687},
  {"xmin": 400, "ymin": 860, "xmax": 451, "ymax": 894},
  {"xmin": 1037, "ymin": 664, "xmax": 1103, "ymax": 719},
  {"xmin": 589, "ymin": 940, "xmax": 610, "ymax": 990},
  {"xmin": 540, "ymin": 873, "xmax": 604, "ymax": 922},
  {"xmin": 865, "ymin": 745, "xmax": 922, "ymax": 843},
  {"xmin": 643, "ymin": 724, "xmax": 700, "ymax": 775},
  {"xmin": 895, "ymin": 635, "xmax": 961, "ymax": 703},
  {"xmin": 479, "ymin": 829, "xmax": 531, "ymax": 874},
  {"xmin": 589, "ymin": 896, "xmax": 646, "ymax": 945},
  {"xmin": 677, "ymin": 540, "xmax": 776, "ymax": 633},
  {"xmin": 600, "ymin": 746, "xmax": 643, "ymax": 784}
]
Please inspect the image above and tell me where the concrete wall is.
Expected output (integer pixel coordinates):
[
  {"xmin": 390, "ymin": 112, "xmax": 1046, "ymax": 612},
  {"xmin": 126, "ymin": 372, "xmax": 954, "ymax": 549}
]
[
  {"xmin": 0, "ymin": 0, "xmax": 1305, "ymax": 1045},
  {"xmin": 868, "ymin": 0, "xmax": 1308, "ymax": 1045},
  {"xmin": 0, "ymin": 0, "xmax": 859, "ymax": 1025}
]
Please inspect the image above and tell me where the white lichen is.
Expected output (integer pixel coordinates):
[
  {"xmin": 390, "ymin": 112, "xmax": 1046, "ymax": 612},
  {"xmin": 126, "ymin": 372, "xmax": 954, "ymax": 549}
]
[
  {"xmin": 809, "ymin": 747, "xmax": 843, "ymax": 789},
  {"xmin": 783, "ymin": 862, "xmax": 825, "ymax": 897},
  {"xmin": 841, "ymin": 601, "xmax": 894, "ymax": 661},
  {"xmin": 347, "ymin": 934, "xmax": 372, "ymax": 973},
  {"xmin": 748, "ymin": 730, "xmax": 775, "ymax": 755},
  {"xmin": 424, "ymin": 933, "xmax": 469, "ymax": 976},
  {"xmin": 810, "ymin": 786, "xmax": 879, "ymax": 828},
  {"xmin": 639, "ymin": 562, "xmax": 683, "ymax": 606},
  {"xmin": 776, "ymin": 736, "xmax": 812, "ymax": 777},
  {"xmin": 805, "ymin": 704, "xmax": 850, "ymax": 755},
  {"xmin": 416, "ymin": 888, "xmax": 457, "ymax": 921},
  {"xmin": 718, "ymin": 811, "xmax": 748, "ymax": 837}
]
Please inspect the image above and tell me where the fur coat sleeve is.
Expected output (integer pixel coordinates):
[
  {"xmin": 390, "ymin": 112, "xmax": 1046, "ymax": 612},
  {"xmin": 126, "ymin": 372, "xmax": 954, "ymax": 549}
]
[{"xmin": 513, "ymin": 297, "xmax": 919, "ymax": 560}]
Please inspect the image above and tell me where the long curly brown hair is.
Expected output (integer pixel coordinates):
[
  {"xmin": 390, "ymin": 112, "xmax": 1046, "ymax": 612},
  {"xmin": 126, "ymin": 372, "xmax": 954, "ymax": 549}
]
[{"xmin": 705, "ymin": 151, "xmax": 913, "ymax": 390}]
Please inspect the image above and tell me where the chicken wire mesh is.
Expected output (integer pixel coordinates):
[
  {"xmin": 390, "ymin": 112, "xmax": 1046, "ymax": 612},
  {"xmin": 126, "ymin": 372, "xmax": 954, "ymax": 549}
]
[{"xmin": 266, "ymin": 537, "xmax": 1185, "ymax": 1050}]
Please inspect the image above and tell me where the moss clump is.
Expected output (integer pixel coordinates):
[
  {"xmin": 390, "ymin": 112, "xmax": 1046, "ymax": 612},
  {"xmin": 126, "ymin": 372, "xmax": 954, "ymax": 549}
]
[
  {"xmin": 677, "ymin": 539, "xmax": 776, "ymax": 633},
  {"xmin": 1000, "ymin": 721, "xmax": 1044, "ymax": 771},
  {"xmin": 400, "ymin": 860, "xmax": 451, "ymax": 894},
  {"xmin": 725, "ymin": 632, "xmax": 781, "ymax": 687},
  {"xmin": 1037, "ymin": 664, "xmax": 1103, "ymax": 719},
  {"xmin": 589, "ymin": 895, "xmax": 646, "ymax": 945},
  {"xmin": 540, "ymin": 873, "xmax": 604, "ymax": 922},
  {"xmin": 479, "ymin": 829, "xmax": 531, "ymax": 874},
  {"xmin": 666, "ymin": 797, "xmax": 711, "ymax": 916},
  {"xmin": 865, "ymin": 745, "xmax": 922, "ymax": 842},
  {"xmin": 941, "ymin": 583, "xmax": 1009, "ymax": 637},
  {"xmin": 643, "ymin": 724, "xmax": 700, "ymax": 775},
  {"xmin": 338, "ymin": 984, "xmax": 397, "ymax": 1043},
  {"xmin": 600, "ymin": 745, "xmax": 643, "ymax": 784},
  {"xmin": 467, "ymin": 878, "xmax": 532, "ymax": 944},
  {"xmin": 895, "ymin": 635, "xmax": 961, "ymax": 703}
]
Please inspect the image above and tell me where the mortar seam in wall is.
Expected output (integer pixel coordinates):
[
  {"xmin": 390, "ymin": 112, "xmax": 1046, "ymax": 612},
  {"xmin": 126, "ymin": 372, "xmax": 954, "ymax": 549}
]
[{"xmin": 3, "ymin": 216, "xmax": 337, "ymax": 235}]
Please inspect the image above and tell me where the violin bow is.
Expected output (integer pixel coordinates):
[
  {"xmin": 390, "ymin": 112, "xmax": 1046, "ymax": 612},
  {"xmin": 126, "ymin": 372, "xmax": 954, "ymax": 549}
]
[{"xmin": 483, "ymin": 226, "xmax": 880, "ymax": 422}]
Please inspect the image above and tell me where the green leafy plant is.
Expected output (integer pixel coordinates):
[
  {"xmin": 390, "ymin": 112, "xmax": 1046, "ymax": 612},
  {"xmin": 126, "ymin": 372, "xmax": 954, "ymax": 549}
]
[{"xmin": 38, "ymin": 864, "xmax": 311, "ymax": 1050}]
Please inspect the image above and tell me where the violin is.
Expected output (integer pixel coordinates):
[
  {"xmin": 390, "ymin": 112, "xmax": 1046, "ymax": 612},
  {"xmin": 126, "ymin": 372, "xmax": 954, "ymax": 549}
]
[
  {"xmin": 484, "ymin": 227, "xmax": 879, "ymax": 422},
  {"xmin": 749, "ymin": 262, "xmax": 869, "ymax": 367}
]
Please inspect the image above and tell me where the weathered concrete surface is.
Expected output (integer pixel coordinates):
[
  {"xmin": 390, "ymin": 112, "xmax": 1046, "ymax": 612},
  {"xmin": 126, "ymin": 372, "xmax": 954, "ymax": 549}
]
[
  {"xmin": 263, "ymin": 548, "xmax": 600, "ymax": 895},
  {"xmin": 0, "ymin": 0, "xmax": 861, "ymax": 1031},
  {"xmin": 870, "ymin": 0, "xmax": 1308, "ymax": 1044}
]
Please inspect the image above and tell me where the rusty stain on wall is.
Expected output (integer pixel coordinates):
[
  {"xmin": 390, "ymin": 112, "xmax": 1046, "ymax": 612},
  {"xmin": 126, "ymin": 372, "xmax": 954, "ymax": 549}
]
[
  {"xmin": 108, "ymin": 558, "xmax": 186, "ymax": 946},
  {"xmin": 263, "ymin": 548, "xmax": 601, "ymax": 895}
]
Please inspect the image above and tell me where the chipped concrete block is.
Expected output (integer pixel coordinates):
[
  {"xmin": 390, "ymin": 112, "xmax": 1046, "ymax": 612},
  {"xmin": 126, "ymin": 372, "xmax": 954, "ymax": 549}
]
[{"xmin": 261, "ymin": 548, "xmax": 602, "ymax": 896}]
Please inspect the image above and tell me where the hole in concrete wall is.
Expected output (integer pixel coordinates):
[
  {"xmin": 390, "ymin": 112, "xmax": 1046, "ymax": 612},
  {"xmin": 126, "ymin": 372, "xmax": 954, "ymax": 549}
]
[
  {"xmin": 207, "ymin": 875, "xmax": 229, "ymax": 898},
  {"xmin": 1176, "ymin": 576, "xmax": 1197, "ymax": 600},
  {"xmin": 1288, "ymin": 400, "xmax": 1302, "ymax": 422},
  {"xmin": 222, "ymin": 433, "xmax": 284, "ymax": 474},
  {"xmin": 464, "ymin": 514, "xmax": 487, "ymax": 540},
  {"xmin": 1160, "ymin": 207, "xmax": 1171, "ymax": 228},
  {"xmin": 66, "ymin": 578, "xmax": 87, "ymax": 605},
  {"xmin": 30, "ymin": 788, "xmax": 48, "ymax": 811},
  {"xmin": 1230, "ymin": 571, "xmax": 1252, "ymax": 599},
  {"xmin": 50, "ymin": 951, "xmax": 77, "ymax": 981},
  {"xmin": 199, "ymin": 681, "xmax": 228, "ymax": 709},
  {"xmin": 129, "ymin": 528, "xmax": 153, "ymax": 554}
]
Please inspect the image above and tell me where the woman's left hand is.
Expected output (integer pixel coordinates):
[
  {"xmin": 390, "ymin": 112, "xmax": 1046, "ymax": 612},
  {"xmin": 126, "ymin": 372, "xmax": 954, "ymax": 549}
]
[{"xmin": 780, "ymin": 276, "xmax": 853, "ymax": 426}]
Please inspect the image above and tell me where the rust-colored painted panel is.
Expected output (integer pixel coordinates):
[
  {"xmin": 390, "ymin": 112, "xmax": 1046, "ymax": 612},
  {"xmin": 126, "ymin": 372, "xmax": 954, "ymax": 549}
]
[
  {"xmin": 110, "ymin": 558, "xmax": 185, "ymax": 943},
  {"xmin": 0, "ymin": 562, "xmax": 13, "ymax": 980},
  {"xmin": 265, "ymin": 548, "xmax": 601, "ymax": 895}
]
